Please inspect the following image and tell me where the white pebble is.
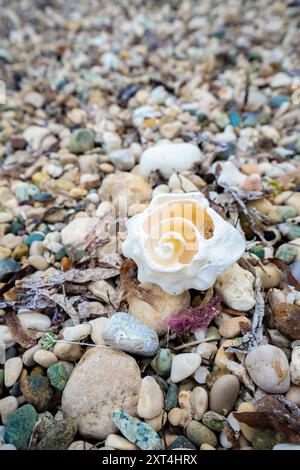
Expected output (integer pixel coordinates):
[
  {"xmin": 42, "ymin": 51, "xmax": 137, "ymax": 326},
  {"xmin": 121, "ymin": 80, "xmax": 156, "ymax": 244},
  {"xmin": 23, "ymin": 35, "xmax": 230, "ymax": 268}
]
[
  {"xmin": 28, "ymin": 255, "xmax": 49, "ymax": 271},
  {"xmin": 170, "ymin": 353, "xmax": 201, "ymax": 383},
  {"xmin": 17, "ymin": 313, "xmax": 51, "ymax": 331},
  {"xmin": 63, "ymin": 323, "xmax": 92, "ymax": 342},
  {"xmin": 0, "ymin": 396, "xmax": 18, "ymax": 424},
  {"xmin": 22, "ymin": 344, "xmax": 42, "ymax": 367},
  {"xmin": 105, "ymin": 434, "xmax": 138, "ymax": 450},
  {"xmin": 137, "ymin": 376, "xmax": 164, "ymax": 420},
  {"xmin": 89, "ymin": 317, "xmax": 109, "ymax": 345},
  {"xmin": 4, "ymin": 357, "xmax": 23, "ymax": 387},
  {"xmin": 33, "ymin": 349, "xmax": 58, "ymax": 368},
  {"xmin": 0, "ymin": 325, "xmax": 15, "ymax": 349},
  {"xmin": 191, "ymin": 387, "xmax": 208, "ymax": 420}
]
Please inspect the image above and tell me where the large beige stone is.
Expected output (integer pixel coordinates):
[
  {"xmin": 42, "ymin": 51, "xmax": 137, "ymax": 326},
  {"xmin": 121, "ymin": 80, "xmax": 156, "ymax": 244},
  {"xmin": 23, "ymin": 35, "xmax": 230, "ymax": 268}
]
[
  {"xmin": 128, "ymin": 283, "xmax": 190, "ymax": 335},
  {"xmin": 62, "ymin": 348, "xmax": 141, "ymax": 440}
]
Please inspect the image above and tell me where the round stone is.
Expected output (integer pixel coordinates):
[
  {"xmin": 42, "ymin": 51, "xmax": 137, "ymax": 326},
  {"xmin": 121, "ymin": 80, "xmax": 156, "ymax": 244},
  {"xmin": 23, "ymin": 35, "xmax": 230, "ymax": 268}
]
[
  {"xmin": 137, "ymin": 376, "xmax": 164, "ymax": 420},
  {"xmin": 209, "ymin": 374, "xmax": 240, "ymax": 416},
  {"xmin": 170, "ymin": 353, "xmax": 201, "ymax": 383},
  {"xmin": 245, "ymin": 344, "xmax": 290, "ymax": 393},
  {"xmin": 62, "ymin": 348, "xmax": 141, "ymax": 440}
]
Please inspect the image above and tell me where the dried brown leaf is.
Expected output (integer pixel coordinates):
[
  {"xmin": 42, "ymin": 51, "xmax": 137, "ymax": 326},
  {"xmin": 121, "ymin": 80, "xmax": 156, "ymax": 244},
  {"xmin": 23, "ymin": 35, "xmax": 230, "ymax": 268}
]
[
  {"xmin": 120, "ymin": 259, "xmax": 157, "ymax": 306},
  {"xmin": 4, "ymin": 308, "xmax": 36, "ymax": 348}
]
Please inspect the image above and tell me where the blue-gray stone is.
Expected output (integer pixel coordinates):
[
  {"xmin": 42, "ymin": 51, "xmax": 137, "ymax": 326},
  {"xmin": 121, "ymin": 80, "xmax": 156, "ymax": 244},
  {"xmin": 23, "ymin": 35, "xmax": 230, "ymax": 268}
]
[
  {"xmin": 167, "ymin": 436, "xmax": 196, "ymax": 450},
  {"xmin": 0, "ymin": 258, "xmax": 20, "ymax": 281},
  {"xmin": 102, "ymin": 312, "xmax": 159, "ymax": 357},
  {"xmin": 112, "ymin": 409, "xmax": 163, "ymax": 450},
  {"xmin": 25, "ymin": 232, "xmax": 45, "ymax": 246},
  {"xmin": 290, "ymin": 260, "xmax": 300, "ymax": 283},
  {"xmin": 14, "ymin": 183, "xmax": 39, "ymax": 202},
  {"xmin": 275, "ymin": 244, "xmax": 297, "ymax": 264},
  {"xmin": 165, "ymin": 383, "xmax": 179, "ymax": 411}
]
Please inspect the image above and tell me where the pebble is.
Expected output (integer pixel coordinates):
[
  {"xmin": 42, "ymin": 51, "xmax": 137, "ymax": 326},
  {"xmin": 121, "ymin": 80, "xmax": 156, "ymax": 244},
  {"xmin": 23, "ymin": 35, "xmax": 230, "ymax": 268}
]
[
  {"xmin": 0, "ymin": 258, "xmax": 20, "ymax": 282},
  {"xmin": 273, "ymin": 444, "xmax": 300, "ymax": 451},
  {"xmin": 0, "ymin": 396, "xmax": 18, "ymax": 425},
  {"xmin": 209, "ymin": 375, "xmax": 240, "ymax": 416},
  {"xmin": 68, "ymin": 440, "xmax": 94, "ymax": 450},
  {"xmin": 4, "ymin": 404, "xmax": 37, "ymax": 450},
  {"xmin": 215, "ymin": 264, "xmax": 255, "ymax": 311},
  {"xmin": 160, "ymin": 121, "xmax": 182, "ymax": 139},
  {"xmin": 105, "ymin": 434, "xmax": 138, "ymax": 451},
  {"xmin": 99, "ymin": 172, "xmax": 152, "ymax": 208},
  {"xmin": 22, "ymin": 126, "xmax": 51, "ymax": 152},
  {"xmin": 20, "ymin": 376, "xmax": 53, "ymax": 412},
  {"xmin": 62, "ymin": 348, "xmax": 141, "ymax": 440},
  {"xmin": 196, "ymin": 343, "xmax": 217, "ymax": 360},
  {"xmin": 167, "ymin": 407, "xmax": 190, "ymax": 427},
  {"xmin": 194, "ymin": 366, "xmax": 210, "ymax": 385},
  {"xmin": 219, "ymin": 316, "xmax": 251, "ymax": 339},
  {"xmin": 151, "ymin": 349, "xmax": 172, "ymax": 378},
  {"xmin": 63, "ymin": 323, "xmax": 92, "ymax": 342},
  {"xmin": 236, "ymin": 402, "xmax": 256, "ymax": 441},
  {"xmin": 202, "ymin": 411, "xmax": 227, "ymax": 432},
  {"xmin": 255, "ymin": 264, "xmax": 283, "ymax": 289},
  {"xmin": 245, "ymin": 344, "xmax": 290, "ymax": 393},
  {"xmin": 33, "ymin": 350, "xmax": 57, "ymax": 368},
  {"xmin": 61, "ymin": 217, "xmax": 98, "ymax": 247},
  {"xmin": 191, "ymin": 387, "xmax": 208, "ymax": 420},
  {"xmin": 108, "ymin": 148, "xmax": 135, "ymax": 171},
  {"xmin": 0, "ymin": 444, "xmax": 17, "ymax": 450},
  {"xmin": 170, "ymin": 353, "xmax": 201, "ymax": 383},
  {"xmin": 17, "ymin": 313, "xmax": 51, "ymax": 331},
  {"xmin": 35, "ymin": 417, "xmax": 77, "ymax": 450},
  {"xmin": 145, "ymin": 410, "xmax": 167, "ymax": 432},
  {"xmin": 102, "ymin": 312, "xmax": 159, "ymax": 357},
  {"xmin": 290, "ymin": 260, "xmax": 300, "ymax": 283},
  {"xmin": 167, "ymin": 436, "xmax": 196, "ymax": 450},
  {"xmin": 4, "ymin": 358, "xmax": 23, "ymax": 388},
  {"xmin": 137, "ymin": 376, "xmax": 164, "ymax": 420},
  {"xmin": 290, "ymin": 346, "xmax": 300, "ymax": 386},
  {"xmin": 275, "ymin": 244, "xmax": 298, "ymax": 264},
  {"xmin": 53, "ymin": 342, "xmax": 83, "ymax": 362},
  {"xmin": 139, "ymin": 143, "xmax": 202, "ymax": 179},
  {"xmin": 28, "ymin": 255, "xmax": 49, "ymax": 271},
  {"xmin": 0, "ymin": 326, "xmax": 15, "ymax": 349},
  {"xmin": 186, "ymin": 421, "xmax": 217, "ymax": 447},
  {"xmin": 103, "ymin": 131, "xmax": 121, "ymax": 153},
  {"xmin": 69, "ymin": 128, "xmax": 95, "ymax": 154},
  {"xmin": 128, "ymin": 284, "xmax": 190, "ymax": 335},
  {"xmin": 165, "ymin": 383, "xmax": 179, "ymax": 411},
  {"xmin": 112, "ymin": 409, "xmax": 163, "ymax": 450},
  {"xmin": 89, "ymin": 317, "xmax": 109, "ymax": 345},
  {"xmin": 285, "ymin": 385, "xmax": 300, "ymax": 406},
  {"xmin": 25, "ymin": 232, "xmax": 45, "ymax": 246}
]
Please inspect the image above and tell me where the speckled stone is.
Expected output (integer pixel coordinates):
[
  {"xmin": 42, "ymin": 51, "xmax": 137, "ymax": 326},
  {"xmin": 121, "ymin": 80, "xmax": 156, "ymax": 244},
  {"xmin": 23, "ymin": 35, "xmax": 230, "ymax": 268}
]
[
  {"xmin": 165, "ymin": 383, "xmax": 179, "ymax": 411},
  {"xmin": 102, "ymin": 312, "xmax": 159, "ymax": 357},
  {"xmin": 186, "ymin": 420, "xmax": 217, "ymax": 447},
  {"xmin": 0, "ymin": 258, "xmax": 20, "ymax": 282},
  {"xmin": 167, "ymin": 436, "xmax": 196, "ymax": 450},
  {"xmin": 112, "ymin": 409, "xmax": 163, "ymax": 450},
  {"xmin": 47, "ymin": 362, "xmax": 69, "ymax": 391},
  {"xmin": 202, "ymin": 411, "xmax": 227, "ymax": 432},
  {"xmin": 20, "ymin": 376, "xmax": 54, "ymax": 412},
  {"xmin": 35, "ymin": 417, "xmax": 77, "ymax": 450},
  {"xmin": 4, "ymin": 404, "xmax": 37, "ymax": 450}
]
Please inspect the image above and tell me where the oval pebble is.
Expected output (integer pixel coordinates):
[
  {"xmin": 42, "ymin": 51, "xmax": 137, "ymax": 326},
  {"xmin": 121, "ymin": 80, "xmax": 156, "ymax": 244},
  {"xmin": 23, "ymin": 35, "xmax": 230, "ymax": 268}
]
[
  {"xmin": 137, "ymin": 376, "xmax": 164, "ymax": 420},
  {"xmin": 33, "ymin": 350, "xmax": 58, "ymax": 368},
  {"xmin": 17, "ymin": 313, "xmax": 51, "ymax": 332},
  {"xmin": 170, "ymin": 353, "xmax": 201, "ymax": 383},
  {"xmin": 209, "ymin": 374, "xmax": 240, "ymax": 416},
  {"xmin": 63, "ymin": 324, "xmax": 92, "ymax": 342},
  {"xmin": 28, "ymin": 255, "xmax": 49, "ymax": 271},
  {"xmin": 4, "ymin": 357, "xmax": 23, "ymax": 388}
]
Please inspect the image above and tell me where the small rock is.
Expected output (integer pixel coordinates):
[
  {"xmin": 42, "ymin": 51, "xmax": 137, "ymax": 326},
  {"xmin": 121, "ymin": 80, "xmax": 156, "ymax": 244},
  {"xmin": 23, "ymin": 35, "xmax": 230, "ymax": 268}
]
[
  {"xmin": 4, "ymin": 404, "xmax": 37, "ymax": 450},
  {"xmin": 186, "ymin": 421, "xmax": 217, "ymax": 447},
  {"xmin": 170, "ymin": 353, "xmax": 201, "ymax": 383},
  {"xmin": 0, "ymin": 444, "xmax": 17, "ymax": 450},
  {"xmin": 47, "ymin": 362, "xmax": 70, "ymax": 392},
  {"xmin": 255, "ymin": 263, "xmax": 283, "ymax": 289},
  {"xmin": 63, "ymin": 323, "xmax": 92, "ymax": 342},
  {"xmin": 137, "ymin": 376, "xmax": 164, "ymax": 420},
  {"xmin": 290, "ymin": 260, "xmax": 300, "ymax": 283},
  {"xmin": 202, "ymin": 411, "xmax": 227, "ymax": 432},
  {"xmin": 191, "ymin": 387, "xmax": 208, "ymax": 420},
  {"xmin": 275, "ymin": 244, "xmax": 298, "ymax": 264},
  {"xmin": 285, "ymin": 385, "xmax": 300, "ymax": 406},
  {"xmin": 0, "ymin": 258, "xmax": 20, "ymax": 282},
  {"xmin": 61, "ymin": 217, "xmax": 98, "ymax": 247},
  {"xmin": 89, "ymin": 317, "xmax": 109, "ymax": 345},
  {"xmin": 28, "ymin": 255, "xmax": 49, "ymax": 271},
  {"xmin": 105, "ymin": 434, "xmax": 138, "ymax": 450},
  {"xmin": 128, "ymin": 283, "xmax": 190, "ymax": 335},
  {"xmin": 196, "ymin": 342, "xmax": 217, "ymax": 360},
  {"xmin": 215, "ymin": 264, "xmax": 255, "ymax": 311},
  {"xmin": 209, "ymin": 374, "xmax": 240, "ymax": 415},
  {"xmin": 68, "ymin": 440, "xmax": 94, "ymax": 450},
  {"xmin": 245, "ymin": 344, "xmax": 290, "ymax": 393},
  {"xmin": 167, "ymin": 436, "xmax": 196, "ymax": 450},
  {"xmin": 103, "ymin": 131, "xmax": 121, "ymax": 153},
  {"xmin": 62, "ymin": 348, "xmax": 141, "ymax": 440},
  {"xmin": 23, "ymin": 126, "xmax": 51, "ymax": 152},
  {"xmin": 35, "ymin": 417, "xmax": 77, "ymax": 450},
  {"xmin": 108, "ymin": 148, "xmax": 135, "ymax": 171},
  {"xmin": 33, "ymin": 350, "xmax": 57, "ymax": 368},
  {"xmin": 165, "ymin": 383, "xmax": 179, "ymax": 411},
  {"xmin": 139, "ymin": 143, "xmax": 202, "ymax": 179},
  {"xmin": 194, "ymin": 366, "xmax": 210, "ymax": 384},
  {"xmin": 25, "ymin": 232, "xmax": 45, "ymax": 246},
  {"xmin": 69, "ymin": 128, "xmax": 95, "ymax": 154},
  {"xmin": 160, "ymin": 121, "xmax": 182, "ymax": 139},
  {"xmin": 17, "ymin": 313, "xmax": 51, "ymax": 332},
  {"xmin": 24, "ymin": 91, "xmax": 45, "ymax": 108},
  {"xmin": 290, "ymin": 346, "xmax": 300, "ymax": 386},
  {"xmin": 4, "ymin": 357, "xmax": 23, "ymax": 388},
  {"xmin": 53, "ymin": 342, "xmax": 83, "ymax": 362},
  {"xmin": 145, "ymin": 410, "xmax": 167, "ymax": 432},
  {"xmin": 112, "ymin": 409, "xmax": 163, "ymax": 450},
  {"xmin": 151, "ymin": 349, "xmax": 172, "ymax": 377},
  {"xmin": 219, "ymin": 316, "xmax": 251, "ymax": 339},
  {"xmin": 236, "ymin": 401, "xmax": 256, "ymax": 441},
  {"xmin": 0, "ymin": 326, "xmax": 15, "ymax": 349},
  {"xmin": 102, "ymin": 312, "xmax": 159, "ymax": 357},
  {"xmin": 20, "ymin": 376, "xmax": 53, "ymax": 412},
  {"xmin": 0, "ymin": 396, "xmax": 18, "ymax": 425},
  {"xmin": 99, "ymin": 172, "xmax": 152, "ymax": 208}
]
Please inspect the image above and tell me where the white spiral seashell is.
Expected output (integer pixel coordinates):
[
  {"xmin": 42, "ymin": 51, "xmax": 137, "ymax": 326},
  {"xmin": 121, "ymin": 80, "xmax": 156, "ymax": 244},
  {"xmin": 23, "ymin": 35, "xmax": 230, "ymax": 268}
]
[{"xmin": 122, "ymin": 192, "xmax": 246, "ymax": 295}]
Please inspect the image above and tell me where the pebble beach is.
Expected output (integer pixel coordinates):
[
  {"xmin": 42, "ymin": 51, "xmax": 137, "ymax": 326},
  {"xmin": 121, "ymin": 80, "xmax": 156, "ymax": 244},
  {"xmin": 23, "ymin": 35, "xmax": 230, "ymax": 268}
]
[{"xmin": 0, "ymin": 0, "xmax": 300, "ymax": 452}]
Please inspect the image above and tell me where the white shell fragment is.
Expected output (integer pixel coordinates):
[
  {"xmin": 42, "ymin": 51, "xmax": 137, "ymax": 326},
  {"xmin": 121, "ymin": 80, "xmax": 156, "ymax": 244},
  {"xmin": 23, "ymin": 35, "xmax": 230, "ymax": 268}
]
[
  {"xmin": 139, "ymin": 143, "xmax": 203, "ymax": 179},
  {"xmin": 122, "ymin": 192, "xmax": 246, "ymax": 295}
]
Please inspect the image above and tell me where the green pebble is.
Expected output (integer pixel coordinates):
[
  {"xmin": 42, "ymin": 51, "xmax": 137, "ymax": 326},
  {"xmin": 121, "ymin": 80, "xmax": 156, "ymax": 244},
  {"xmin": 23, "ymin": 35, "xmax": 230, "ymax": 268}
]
[
  {"xmin": 55, "ymin": 246, "xmax": 67, "ymax": 261},
  {"xmin": 202, "ymin": 411, "xmax": 227, "ymax": 432},
  {"xmin": 34, "ymin": 411, "xmax": 56, "ymax": 440},
  {"xmin": 25, "ymin": 232, "xmax": 45, "ymax": 246},
  {"xmin": 186, "ymin": 420, "xmax": 217, "ymax": 447},
  {"xmin": 249, "ymin": 245, "xmax": 265, "ymax": 259},
  {"xmin": 10, "ymin": 220, "xmax": 24, "ymax": 234},
  {"xmin": 165, "ymin": 383, "xmax": 179, "ymax": 411},
  {"xmin": 251, "ymin": 429, "xmax": 281, "ymax": 450},
  {"xmin": 112, "ymin": 409, "xmax": 163, "ymax": 450},
  {"xmin": 69, "ymin": 128, "xmax": 95, "ymax": 154},
  {"xmin": 206, "ymin": 326, "xmax": 221, "ymax": 340},
  {"xmin": 276, "ymin": 205, "xmax": 297, "ymax": 221},
  {"xmin": 47, "ymin": 362, "xmax": 69, "ymax": 391},
  {"xmin": 15, "ymin": 183, "xmax": 39, "ymax": 202},
  {"xmin": 4, "ymin": 404, "xmax": 37, "ymax": 450},
  {"xmin": 275, "ymin": 244, "xmax": 298, "ymax": 264},
  {"xmin": 283, "ymin": 223, "xmax": 300, "ymax": 241},
  {"xmin": 151, "ymin": 349, "xmax": 172, "ymax": 378},
  {"xmin": 35, "ymin": 418, "xmax": 77, "ymax": 450}
]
